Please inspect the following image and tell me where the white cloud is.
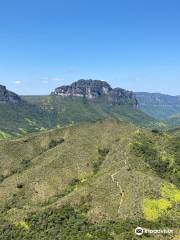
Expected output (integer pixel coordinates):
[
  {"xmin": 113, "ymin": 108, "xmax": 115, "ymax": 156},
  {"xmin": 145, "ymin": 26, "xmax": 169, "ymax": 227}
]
[
  {"xmin": 13, "ymin": 80, "xmax": 21, "ymax": 84},
  {"xmin": 52, "ymin": 77, "xmax": 64, "ymax": 82},
  {"xmin": 41, "ymin": 77, "xmax": 64, "ymax": 84},
  {"xmin": 42, "ymin": 80, "xmax": 49, "ymax": 84}
]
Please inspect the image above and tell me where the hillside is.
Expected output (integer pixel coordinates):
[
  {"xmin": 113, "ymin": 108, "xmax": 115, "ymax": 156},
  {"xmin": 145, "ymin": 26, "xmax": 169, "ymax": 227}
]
[
  {"xmin": 23, "ymin": 94, "xmax": 160, "ymax": 128},
  {"xmin": 0, "ymin": 102, "xmax": 58, "ymax": 138},
  {"xmin": 0, "ymin": 119, "xmax": 179, "ymax": 239},
  {"xmin": 136, "ymin": 92, "xmax": 180, "ymax": 124},
  {"xmin": 0, "ymin": 94, "xmax": 159, "ymax": 139},
  {"xmin": 0, "ymin": 85, "xmax": 59, "ymax": 138},
  {"xmin": 0, "ymin": 85, "xmax": 22, "ymax": 104},
  {"xmin": 0, "ymin": 81, "xmax": 160, "ymax": 139}
]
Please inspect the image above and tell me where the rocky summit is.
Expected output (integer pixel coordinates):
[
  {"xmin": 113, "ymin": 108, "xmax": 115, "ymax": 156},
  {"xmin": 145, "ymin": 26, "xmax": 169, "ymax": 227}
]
[
  {"xmin": 0, "ymin": 84, "xmax": 22, "ymax": 104},
  {"xmin": 53, "ymin": 79, "xmax": 138, "ymax": 106}
]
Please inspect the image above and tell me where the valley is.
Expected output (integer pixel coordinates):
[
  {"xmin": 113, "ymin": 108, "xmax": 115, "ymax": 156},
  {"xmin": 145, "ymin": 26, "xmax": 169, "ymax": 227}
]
[
  {"xmin": 0, "ymin": 80, "xmax": 160, "ymax": 139},
  {"xmin": 0, "ymin": 119, "xmax": 179, "ymax": 239},
  {"xmin": 0, "ymin": 80, "xmax": 179, "ymax": 239}
]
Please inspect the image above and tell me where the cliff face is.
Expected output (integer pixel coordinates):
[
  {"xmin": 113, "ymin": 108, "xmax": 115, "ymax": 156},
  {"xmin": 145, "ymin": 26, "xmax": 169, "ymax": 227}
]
[
  {"xmin": 54, "ymin": 80, "xmax": 111, "ymax": 98},
  {"xmin": 0, "ymin": 85, "xmax": 22, "ymax": 104},
  {"xmin": 54, "ymin": 79, "xmax": 138, "ymax": 106}
]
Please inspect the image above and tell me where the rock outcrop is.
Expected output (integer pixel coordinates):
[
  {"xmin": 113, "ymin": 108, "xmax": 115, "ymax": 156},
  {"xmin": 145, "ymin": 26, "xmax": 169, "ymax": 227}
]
[
  {"xmin": 53, "ymin": 79, "xmax": 138, "ymax": 106},
  {"xmin": 0, "ymin": 85, "xmax": 22, "ymax": 104}
]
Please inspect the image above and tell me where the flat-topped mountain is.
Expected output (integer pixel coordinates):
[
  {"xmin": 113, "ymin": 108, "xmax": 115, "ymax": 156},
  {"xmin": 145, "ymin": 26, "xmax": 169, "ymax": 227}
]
[
  {"xmin": 0, "ymin": 82, "xmax": 158, "ymax": 138},
  {"xmin": 0, "ymin": 84, "xmax": 22, "ymax": 104},
  {"xmin": 53, "ymin": 79, "xmax": 138, "ymax": 106}
]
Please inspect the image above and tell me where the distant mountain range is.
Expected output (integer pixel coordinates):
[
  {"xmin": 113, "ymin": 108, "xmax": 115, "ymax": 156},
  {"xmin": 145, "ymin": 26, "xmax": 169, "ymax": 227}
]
[
  {"xmin": 0, "ymin": 81, "xmax": 179, "ymax": 239},
  {"xmin": 0, "ymin": 80, "xmax": 158, "ymax": 138},
  {"xmin": 136, "ymin": 92, "xmax": 180, "ymax": 122},
  {"xmin": 136, "ymin": 92, "xmax": 180, "ymax": 106},
  {"xmin": 1, "ymin": 79, "xmax": 180, "ymax": 138},
  {"xmin": 0, "ymin": 79, "xmax": 180, "ymax": 138}
]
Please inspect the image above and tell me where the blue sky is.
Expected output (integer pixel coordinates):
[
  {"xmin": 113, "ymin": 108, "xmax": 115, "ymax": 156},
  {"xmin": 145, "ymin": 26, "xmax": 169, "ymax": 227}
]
[{"xmin": 0, "ymin": 0, "xmax": 180, "ymax": 95}]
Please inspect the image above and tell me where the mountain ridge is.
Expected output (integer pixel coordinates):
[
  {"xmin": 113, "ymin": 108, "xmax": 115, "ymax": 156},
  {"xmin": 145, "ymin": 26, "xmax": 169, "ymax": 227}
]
[
  {"xmin": 0, "ymin": 85, "xmax": 22, "ymax": 104},
  {"xmin": 53, "ymin": 79, "xmax": 138, "ymax": 106},
  {"xmin": 0, "ymin": 119, "xmax": 179, "ymax": 239},
  {"xmin": 0, "ymin": 80, "xmax": 164, "ymax": 138},
  {"xmin": 136, "ymin": 92, "xmax": 180, "ymax": 123}
]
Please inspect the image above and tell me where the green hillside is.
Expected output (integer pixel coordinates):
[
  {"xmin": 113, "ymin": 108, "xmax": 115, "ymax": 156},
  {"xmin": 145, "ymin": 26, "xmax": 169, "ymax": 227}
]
[
  {"xmin": 136, "ymin": 92, "xmax": 180, "ymax": 126},
  {"xmin": 167, "ymin": 113, "xmax": 180, "ymax": 126},
  {"xmin": 0, "ymin": 102, "xmax": 58, "ymax": 138},
  {"xmin": 0, "ymin": 87, "xmax": 164, "ymax": 139},
  {"xmin": 0, "ymin": 120, "xmax": 179, "ymax": 239},
  {"xmin": 23, "ymin": 94, "xmax": 161, "ymax": 126}
]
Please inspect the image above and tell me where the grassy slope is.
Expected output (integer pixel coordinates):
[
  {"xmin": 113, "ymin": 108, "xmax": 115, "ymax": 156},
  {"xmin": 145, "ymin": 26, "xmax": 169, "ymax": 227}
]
[
  {"xmin": 0, "ymin": 102, "xmax": 58, "ymax": 138},
  {"xmin": 0, "ymin": 95, "xmax": 161, "ymax": 139},
  {"xmin": 23, "ymin": 95, "xmax": 160, "ymax": 127},
  {"xmin": 136, "ymin": 92, "xmax": 180, "ymax": 123},
  {"xmin": 0, "ymin": 120, "xmax": 179, "ymax": 239},
  {"xmin": 139, "ymin": 105, "xmax": 180, "ymax": 119}
]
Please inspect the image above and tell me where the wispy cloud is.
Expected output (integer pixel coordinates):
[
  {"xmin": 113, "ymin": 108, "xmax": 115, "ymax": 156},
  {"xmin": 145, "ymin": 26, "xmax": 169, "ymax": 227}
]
[
  {"xmin": 42, "ymin": 80, "xmax": 49, "ymax": 84},
  {"xmin": 41, "ymin": 77, "xmax": 64, "ymax": 84},
  {"xmin": 52, "ymin": 77, "xmax": 64, "ymax": 82},
  {"xmin": 13, "ymin": 80, "xmax": 21, "ymax": 85}
]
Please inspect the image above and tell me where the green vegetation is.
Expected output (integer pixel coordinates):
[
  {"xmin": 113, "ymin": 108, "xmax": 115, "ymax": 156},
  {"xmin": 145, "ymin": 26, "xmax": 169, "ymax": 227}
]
[
  {"xmin": 139, "ymin": 105, "xmax": 180, "ymax": 121},
  {"xmin": 23, "ymin": 95, "xmax": 159, "ymax": 128},
  {"xmin": 136, "ymin": 92, "xmax": 180, "ymax": 123},
  {"xmin": 0, "ymin": 204, "xmax": 178, "ymax": 240},
  {"xmin": 39, "ymin": 178, "xmax": 82, "ymax": 206},
  {"xmin": 161, "ymin": 184, "xmax": 180, "ymax": 203},
  {"xmin": 0, "ymin": 120, "xmax": 179, "ymax": 239},
  {"xmin": 130, "ymin": 130, "xmax": 180, "ymax": 185},
  {"xmin": 143, "ymin": 183, "xmax": 180, "ymax": 222},
  {"xmin": 48, "ymin": 138, "xmax": 64, "ymax": 149},
  {"xmin": 0, "ymin": 102, "xmax": 58, "ymax": 136},
  {"xmin": 0, "ymin": 94, "xmax": 161, "ymax": 137},
  {"xmin": 0, "ymin": 130, "xmax": 12, "ymax": 139},
  {"xmin": 143, "ymin": 198, "xmax": 172, "ymax": 221},
  {"xmin": 92, "ymin": 147, "xmax": 109, "ymax": 173}
]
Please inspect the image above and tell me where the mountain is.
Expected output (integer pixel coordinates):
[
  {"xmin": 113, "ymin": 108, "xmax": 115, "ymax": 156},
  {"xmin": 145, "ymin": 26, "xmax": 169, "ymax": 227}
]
[
  {"xmin": 24, "ymin": 94, "xmax": 159, "ymax": 128},
  {"xmin": 0, "ymin": 86, "xmax": 58, "ymax": 138},
  {"xmin": 136, "ymin": 92, "xmax": 180, "ymax": 106},
  {"xmin": 0, "ymin": 119, "xmax": 179, "ymax": 239},
  {"xmin": 0, "ymin": 85, "xmax": 22, "ymax": 104},
  {"xmin": 0, "ymin": 102, "xmax": 59, "ymax": 138},
  {"xmin": 53, "ymin": 79, "xmax": 138, "ymax": 106},
  {"xmin": 0, "ymin": 81, "xmax": 179, "ymax": 239},
  {"xmin": 0, "ymin": 80, "xmax": 163, "ymax": 139},
  {"xmin": 136, "ymin": 92, "xmax": 180, "ymax": 122},
  {"xmin": 24, "ymin": 80, "xmax": 159, "ymax": 128}
]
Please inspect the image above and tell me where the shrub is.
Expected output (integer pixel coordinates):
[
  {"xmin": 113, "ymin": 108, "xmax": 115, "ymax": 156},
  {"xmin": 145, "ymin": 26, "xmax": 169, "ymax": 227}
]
[
  {"xmin": 20, "ymin": 159, "xmax": 31, "ymax": 169},
  {"xmin": 143, "ymin": 198, "xmax": 172, "ymax": 221},
  {"xmin": 48, "ymin": 138, "xmax": 64, "ymax": 149},
  {"xmin": 92, "ymin": 148, "xmax": 110, "ymax": 174},
  {"xmin": 0, "ymin": 175, "xmax": 5, "ymax": 183},
  {"xmin": 98, "ymin": 147, "xmax": 109, "ymax": 157},
  {"xmin": 69, "ymin": 178, "xmax": 80, "ymax": 186},
  {"xmin": 151, "ymin": 129, "xmax": 160, "ymax": 134},
  {"xmin": 17, "ymin": 183, "xmax": 24, "ymax": 189}
]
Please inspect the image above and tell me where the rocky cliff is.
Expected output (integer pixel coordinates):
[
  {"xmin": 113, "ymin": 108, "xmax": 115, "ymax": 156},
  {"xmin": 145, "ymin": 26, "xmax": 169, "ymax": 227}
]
[
  {"xmin": 53, "ymin": 79, "xmax": 138, "ymax": 106},
  {"xmin": 0, "ymin": 85, "xmax": 22, "ymax": 104}
]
